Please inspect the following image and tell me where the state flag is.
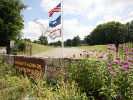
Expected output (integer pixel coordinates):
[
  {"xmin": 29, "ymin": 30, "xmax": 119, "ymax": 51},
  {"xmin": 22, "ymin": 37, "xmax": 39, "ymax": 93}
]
[
  {"xmin": 49, "ymin": 15, "xmax": 61, "ymax": 27},
  {"xmin": 49, "ymin": 29, "xmax": 61, "ymax": 40}
]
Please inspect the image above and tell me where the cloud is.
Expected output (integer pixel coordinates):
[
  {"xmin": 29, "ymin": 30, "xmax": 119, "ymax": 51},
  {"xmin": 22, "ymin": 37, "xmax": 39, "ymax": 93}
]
[
  {"xmin": 22, "ymin": 20, "xmax": 49, "ymax": 41},
  {"xmin": 22, "ymin": 19, "xmax": 94, "ymax": 42},
  {"xmin": 40, "ymin": 0, "xmax": 93, "ymax": 15},
  {"xmin": 26, "ymin": 7, "xmax": 32, "ymax": 11},
  {"xmin": 87, "ymin": 0, "xmax": 133, "ymax": 20}
]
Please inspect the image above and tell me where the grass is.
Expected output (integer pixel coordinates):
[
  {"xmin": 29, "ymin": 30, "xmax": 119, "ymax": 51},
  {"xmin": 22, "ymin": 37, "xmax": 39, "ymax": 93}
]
[
  {"xmin": 26, "ymin": 42, "xmax": 56, "ymax": 55},
  {"xmin": 78, "ymin": 44, "xmax": 110, "ymax": 52},
  {"xmin": 0, "ymin": 56, "xmax": 88, "ymax": 100}
]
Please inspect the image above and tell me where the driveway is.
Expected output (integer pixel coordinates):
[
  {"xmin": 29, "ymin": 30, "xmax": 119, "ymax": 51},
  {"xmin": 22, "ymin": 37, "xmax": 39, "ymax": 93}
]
[{"xmin": 33, "ymin": 47, "xmax": 83, "ymax": 58}]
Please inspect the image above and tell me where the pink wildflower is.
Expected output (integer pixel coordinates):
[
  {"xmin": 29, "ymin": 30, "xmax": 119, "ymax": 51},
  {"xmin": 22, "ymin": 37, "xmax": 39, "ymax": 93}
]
[
  {"xmin": 87, "ymin": 53, "xmax": 90, "ymax": 57},
  {"xmin": 127, "ymin": 52, "xmax": 133, "ymax": 55},
  {"xmin": 73, "ymin": 54, "xmax": 75, "ymax": 57},
  {"xmin": 83, "ymin": 50, "xmax": 86, "ymax": 53},
  {"xmin": 116, "ymin": 57, "xmax": 120, "ymax": 60},
  {"xmin": 124, "ymin": 61, "xmax": 129, "ymax": 65},
  {"xmin": 121, "ymin": 65, "xmax": 131, "ymax": 70},
  {"xmin": 127, "ymin": 58, "xmax": 133, "ymax": 62},
  {"xmin": 110, "ymin": 72, "xmax": 115, "ymax": 76},
  {"xmin": 124, "ymin": 53, "xmax": 128, "ymax": 55},
  {"xmin": 98, "ymin": 54, "xmax": 104, "ymax": 58},
  {"xmin": 108, "ymin": 67, "xmax": 112, "ymax": 70},
  {"xmin": 114, "ymin": 60, "xmax": 119, "ymax": 64},
  {"xmin": 109, "ymin": 44, "xmax": 113, "ymax": 46},
  {"xmin": 99, "ymin": 49, "xmax": 103, "ymax": 52},
  {"xmin": 107, "ymin": 62, "xmax": 111, "ymax": 66},
  {"xmin": 79, "ymin": 63, "xmax": 82, "ymax": 66},
  {"xmin": 118, "ymin": 45, "xmax": 122, "ymax": 48}
]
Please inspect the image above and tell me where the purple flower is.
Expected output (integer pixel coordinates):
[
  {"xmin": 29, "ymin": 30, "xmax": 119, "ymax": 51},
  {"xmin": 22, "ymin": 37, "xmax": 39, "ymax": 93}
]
[
  {"xmin": 116, "ymin": 57, "xmax": 120, "ymax": 60},
  {"xmin": 109, "ymin": 44, "xmax": 113, "ymax": 46},
  {"xmin": 108, "ymin": 67, "xmax": 112, "ymax": 70},
  {"xmin": 124, "ymin": 46, "xmax": 128, "ymax": 49},
  {"xmin": 118, "ymin": 45, "xmax": 122, "ymax": 48},
  {"xmin": 87, "ymin": 53, "xmax": 90, "ymax": 57},
  {"xmin": 107, "ymin": 62, "xmax": 111, "ymax": 66},
  {"xmin": 127, "ymin": 52, "xmax": 133, "ymax": 55},
  {"xmin": 99, "ymin": 50, "xmax": 102, "ymax": 52},
  {"xmin": 110, "ymin": 72, "xmax": 115, "ymax": 76},
  {"xmin": 83, "ymin": 50, "xmax": 86, "ymax": 53},
  {"xmin": 124, "ymin": 61, "xmax": 129, "ymax": 65},
  {"xmin": 92, "ymin": 50, "xmax": 95, "ymax": 52},
  {"xmin": 124, "ymin": 53, "xmax": 128, "ymax": 55},
  {"xmin": 127, "ymin": 58, "xmax": 133, "ymax": 62},
  {"xmin": 79, "ymin": 63, "xmax": 82, "ymax": 66},
  {"xmin": 121, "ymin": 65, "xmax": 131, "ymax": 70},
  {"xmin": 98, "ymin": 54, "xmax": 104, "ymax": 58},
  {"xmin": 94, "ymin": 48, "xmax": 97, "ymax": 51},
  {"xmin": 107, "ymin": 47, "xmax": 111, "ymax": 50},
  {"xmin": 114, "ymin": 60, "xmax": 119, "ymax": 64}
]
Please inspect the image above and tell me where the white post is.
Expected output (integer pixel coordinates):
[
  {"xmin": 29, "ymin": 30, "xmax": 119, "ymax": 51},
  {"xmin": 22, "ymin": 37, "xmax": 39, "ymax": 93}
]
[{"xmin": 61, "ymin": 0, "xmax": 64, "ymax": 58}]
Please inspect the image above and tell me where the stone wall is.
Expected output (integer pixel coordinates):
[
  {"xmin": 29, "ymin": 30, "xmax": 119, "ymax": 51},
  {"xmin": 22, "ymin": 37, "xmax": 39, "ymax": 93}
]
[{"xmin": 2, "ymin": 55, "xmax": 81, "ymax": 82}]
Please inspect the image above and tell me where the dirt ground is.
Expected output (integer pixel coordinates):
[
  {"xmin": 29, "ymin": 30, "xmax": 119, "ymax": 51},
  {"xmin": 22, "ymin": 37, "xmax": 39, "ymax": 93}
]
[{"xmin": 33, "ymin": 47, "xmax": 83, "ymax": 58}]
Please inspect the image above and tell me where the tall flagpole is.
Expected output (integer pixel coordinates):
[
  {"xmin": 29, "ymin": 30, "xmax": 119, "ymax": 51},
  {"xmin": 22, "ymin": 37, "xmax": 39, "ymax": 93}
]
[{"xmin": 61, "ymin": 0, "xmax": 64, "ymax": 58}]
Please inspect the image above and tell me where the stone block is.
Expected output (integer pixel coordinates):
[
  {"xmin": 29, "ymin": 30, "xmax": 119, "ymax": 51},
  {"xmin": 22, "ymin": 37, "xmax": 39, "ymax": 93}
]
[
  {"xmin": 53, "ymin": 58, "xmax": 60, "ymax": 67},
  {"xmin": 44, "ymin": 58, "xmax": 53, "ymax": 66}
]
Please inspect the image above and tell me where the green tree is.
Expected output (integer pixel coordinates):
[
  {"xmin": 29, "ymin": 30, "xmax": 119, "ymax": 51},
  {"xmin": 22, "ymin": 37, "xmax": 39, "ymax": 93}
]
[
  {"xmin": 66, "ymin": 39, "xmax": 72, "ymax": 47},
  {"xmin": 0, "ymin": 0, "xmax": 26, "ymax": 46},
  {"xmin": 38, "ymin": 35, "xmax": 48, "ymax": 45},
  {"xmin": 88, "ymin": 21, "xmax": 126, "ymax": 45},
  {"xmin": 72, "ymin": 36, "xmax": 81, "ymax": 46}
]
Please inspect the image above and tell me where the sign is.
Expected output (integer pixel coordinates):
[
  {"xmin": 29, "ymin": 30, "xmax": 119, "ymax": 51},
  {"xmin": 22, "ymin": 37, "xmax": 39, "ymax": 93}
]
[
  {"xmin": 0, "ymin": 47, "xmax": 6, "ymax": 54},
  {"xmin": 14, "ymin": 56, "xmax": 45, "ymax": 76},
  {"xmin": 10, "ymin": 41, "xmax": 14, "ymax": 48}
]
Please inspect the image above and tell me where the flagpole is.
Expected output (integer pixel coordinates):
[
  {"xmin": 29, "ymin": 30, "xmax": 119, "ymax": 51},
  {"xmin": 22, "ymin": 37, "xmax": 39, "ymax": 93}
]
[{"xmin": 61, "ymin": 0, "xmax": 64, "ymax": 58}]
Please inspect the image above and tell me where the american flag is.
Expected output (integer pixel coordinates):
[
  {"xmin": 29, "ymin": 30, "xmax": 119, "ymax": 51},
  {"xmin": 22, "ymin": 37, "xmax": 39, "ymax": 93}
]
[{"xmin": 49, "ymin": 3, "xmax": 61, "ymax": 17}]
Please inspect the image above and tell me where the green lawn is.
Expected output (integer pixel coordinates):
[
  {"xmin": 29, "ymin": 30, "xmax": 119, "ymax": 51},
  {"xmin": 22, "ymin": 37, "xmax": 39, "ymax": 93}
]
[
  {"xmin": 78, "ymin": 44, "xmax": 111, "ymax": 52},
  {"xmin": 27, "ymin": 42, "xmax": 56, "ymax": 55}
]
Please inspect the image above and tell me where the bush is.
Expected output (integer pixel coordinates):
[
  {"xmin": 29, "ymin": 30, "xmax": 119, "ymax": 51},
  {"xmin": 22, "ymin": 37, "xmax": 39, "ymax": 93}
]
[
  {"xmin": 0, "ymin": 63, "xmax": 88, "ymax": 100},
  {"xmin": 70, "ymin": 45, "xmax": 133, "ymax": 100}
]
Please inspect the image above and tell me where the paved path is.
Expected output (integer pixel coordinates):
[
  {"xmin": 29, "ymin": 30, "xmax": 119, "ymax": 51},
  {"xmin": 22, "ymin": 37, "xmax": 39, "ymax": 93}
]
[{"xmin": 33, "ymin": 47, "xmax": 83, "ymax": 58}]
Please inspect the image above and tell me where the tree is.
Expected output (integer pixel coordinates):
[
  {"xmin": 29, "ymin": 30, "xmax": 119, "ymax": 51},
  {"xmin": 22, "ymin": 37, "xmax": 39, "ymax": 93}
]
[
  {"xmin": 72, "ymin": 36, "xmax": 81, "ymax": 46},
  {"xmin": 87, "ymin": 21, "xmax": 126, "ymax": 45},
  {"xmin": 38, "ymin": 35, "xmax": 48, "ymax": 45},
  {"xmin": 0, "ymin": 0, "xmax": 26, "ymax": 46},
  {"xmin": 66, "ymin": 39, "xmax": 72, "ymax": 46}
]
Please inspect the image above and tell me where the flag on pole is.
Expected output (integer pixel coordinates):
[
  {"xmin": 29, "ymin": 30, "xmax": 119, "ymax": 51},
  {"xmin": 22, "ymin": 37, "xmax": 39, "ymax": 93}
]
[
  {"xmin": 49, "ymin": 29, "xmax": 61, "ymax": 40},
  {"xmin": 49, "ymin": 15, "xmax": 61, "ymax": 27},
  {"xmin": 49, "ymin": 3, "xmax": 61, "ymax": 17}
]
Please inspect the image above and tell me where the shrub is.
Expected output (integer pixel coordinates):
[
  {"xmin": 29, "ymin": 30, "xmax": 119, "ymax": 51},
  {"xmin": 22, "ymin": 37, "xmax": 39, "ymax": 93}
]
[
  {"xmin": 0, "ymin": 63, "xmax": 88, "ymax": 100},
  {"xmin": 70, "ymin": 45, "xmax": 133, "ymax": 100}
]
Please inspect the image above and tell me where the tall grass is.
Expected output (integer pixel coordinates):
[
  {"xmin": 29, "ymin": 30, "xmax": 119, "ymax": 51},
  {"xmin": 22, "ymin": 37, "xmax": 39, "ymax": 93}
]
[{"xmin": 0, "ymin": 56, "xmax": 87, "ymax": 100}]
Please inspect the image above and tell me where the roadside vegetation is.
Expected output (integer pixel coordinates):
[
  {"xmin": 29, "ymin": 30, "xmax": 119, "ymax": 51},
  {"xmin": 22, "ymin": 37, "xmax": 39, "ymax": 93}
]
[
  {"xmin": 30, "ymin": 42, "xmax": 56, "ymax": 55},
  {"xmin": 0, "ymin": 55, "xmax": 87, "ymax": 100}
]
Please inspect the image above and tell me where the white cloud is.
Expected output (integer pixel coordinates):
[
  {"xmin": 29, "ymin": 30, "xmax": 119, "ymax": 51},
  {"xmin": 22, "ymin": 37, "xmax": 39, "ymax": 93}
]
[
  {"xmin": 87, "ymin": 0, "xmax": 133, "ymax": 19},
  {"xmin": 22, "ymin": 20, "xmax": 49, "ymax": 41},
  {"xmin": 26, "ymin": 7, "xmax": 32, "ymax": 11},
  {"xmin": 63, "ymin": 19, "xmax": 94, "ymax": 40},
  {"xmin": 40, "ymin": 0, "xmax": 93, "ymax": 15},
  {"xmin": 22, "ymin": 19, "xmax": 94, "ymax": 42}
]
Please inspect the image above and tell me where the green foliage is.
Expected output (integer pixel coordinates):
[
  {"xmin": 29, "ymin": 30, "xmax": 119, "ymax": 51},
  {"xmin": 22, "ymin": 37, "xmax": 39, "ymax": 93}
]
[
  {"xmin": 85, "ymin": 21, "xmax": 126, "ymax": 45},
  {"xmin": 0, "ymin": 62, "xmax": 87, "ymax": 100},
  {"xmin": 70, "ymin": 45, "xmax": 133, "ymax": 99},
  {"xmin": 0, "ymin": 0, "xmax": 26, "ymax": 46},
  {"xmin": 38, "ymin": 35, "xmax": 48, "ymax": 45},
  {"xmin": 72, "ymin": 35, "xmax": 81, "ymax": 46},
  {"xmin": 13, "ymin": 40, "xmax": 26, "ymax": 52}
]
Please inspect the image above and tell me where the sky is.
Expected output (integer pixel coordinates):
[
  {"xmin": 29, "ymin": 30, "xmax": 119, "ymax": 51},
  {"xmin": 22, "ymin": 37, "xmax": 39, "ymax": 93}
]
[{"xmin": 21, "ymin": 0, "xmax": 133, "ymax": 43}]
